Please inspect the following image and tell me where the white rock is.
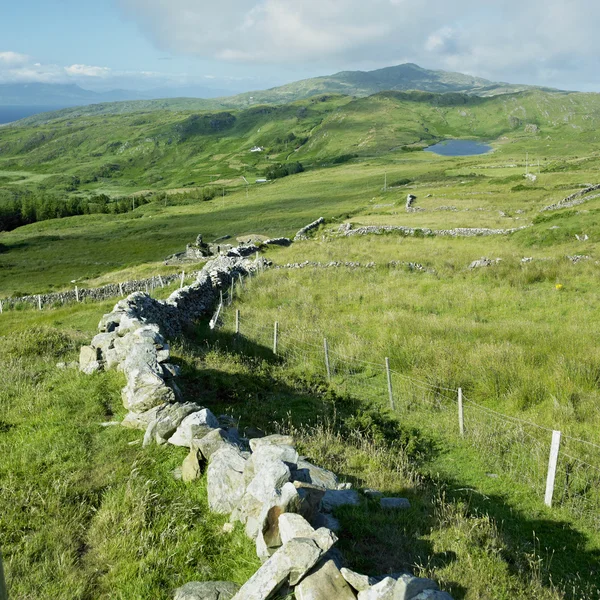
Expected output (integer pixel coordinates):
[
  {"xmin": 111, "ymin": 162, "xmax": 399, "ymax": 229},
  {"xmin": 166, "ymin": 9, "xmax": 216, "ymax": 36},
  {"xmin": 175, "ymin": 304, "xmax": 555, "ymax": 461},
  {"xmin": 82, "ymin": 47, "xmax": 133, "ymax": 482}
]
[
  {"xmin": 278, "ymin": 513, "xmax": 315, "ymax": 544},
  {"xmin": 168, "ymin": 409, "xmax": 220, "ymax": 447}
]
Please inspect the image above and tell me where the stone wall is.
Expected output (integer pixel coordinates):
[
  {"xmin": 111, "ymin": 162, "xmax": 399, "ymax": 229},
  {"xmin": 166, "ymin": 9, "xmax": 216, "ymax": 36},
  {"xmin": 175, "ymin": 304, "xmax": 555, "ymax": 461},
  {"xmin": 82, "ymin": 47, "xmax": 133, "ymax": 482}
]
[
  {"xmin": 78, "ymin": 245, "xmax": 454, "ymax": 600},
  {"xmin": 343, "ymin": 224, "xmax": 528, "ymax": 237},
  {"xmin": 541, "ymin": 184, "xmax": 600, "ymax": 211}
]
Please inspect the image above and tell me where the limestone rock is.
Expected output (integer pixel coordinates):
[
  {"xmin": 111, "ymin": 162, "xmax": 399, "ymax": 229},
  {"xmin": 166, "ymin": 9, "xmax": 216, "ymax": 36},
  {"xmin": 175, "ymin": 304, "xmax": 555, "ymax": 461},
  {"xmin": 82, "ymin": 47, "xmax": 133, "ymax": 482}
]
[
  {"xmin": 154, "ymin": 402, "xmax": 203, "ymax": 443},
  {"xmin": 230, "ymin": 529, "xmax": 336, "ymax": 600},
  {"xmin": 321, "ymin": 489, "xmax": 360, "ymax": 512},
  {"xmin": 174, "ymin": 580, "xmax": 240, "ymax": 600},
  {"xmin": 207, "ymin": 447, "xmax": 246, "ymax": 514},
  {"xmin": 122, "ymin": 366, "xmax": 175, "ymax": 412},
  {"xmin": 80, "ymin": 345, "xmax": 101, "ymax": 374},
  {"xmin": 246, "ymin": 459, "xmax": 291, "ymax": 503},
  {"xmin": 293, "ymin": 459, "xmax": 339, "ymax": 490},
  {"xmin": 249, "ymin": 434, "xmax": 294, "ymax": 452},
  {"xmin": 121, "ymin": 405, "xmax": 165, "ymax": 430},
  {"xmin": 411, "ymin": 592, "xmax": 453, "ymax": 600},
  {"xmin": 357, "ymin": 577, "xmax": 396, "ymax": 600},
  {"xmin": 394, "ymin": 575, "xmax": 438, "ymax": 600},
  {"xmin": 295, "ymin": 559, "xmax": 357, "ymax": 600},
  {"xmin": 312, "ymin": 512, "xmax": 341, "ymax": 533},
  {"xmin": 182, "ymin": 449, "xmax": 202, "ymax": 483},
  {"xmin": 293, "ymin": 482, "xmax": 326, "ymax": 523},
  {"xmin": 169, "ymin": 409, "xmax": 220, "ymax": 447},
  {"xmin": 340, "ymin": 568, "xmax": 372, "ymax": 593},
  {"xmin": 195, "ymin": 428, "xmax": 233, "ymax": 460},
  {"xmin": 278, "ymin": 513, "xmax": 315, "ymax": 544}
]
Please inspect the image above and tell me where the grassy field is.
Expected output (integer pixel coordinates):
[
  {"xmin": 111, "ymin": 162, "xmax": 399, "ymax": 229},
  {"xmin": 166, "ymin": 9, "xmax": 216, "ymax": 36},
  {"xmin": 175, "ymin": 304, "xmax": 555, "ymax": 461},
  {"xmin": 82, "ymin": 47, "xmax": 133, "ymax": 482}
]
[{"xmin": 2, "ymin": 88, "xmax": 600, "ymax": 599}]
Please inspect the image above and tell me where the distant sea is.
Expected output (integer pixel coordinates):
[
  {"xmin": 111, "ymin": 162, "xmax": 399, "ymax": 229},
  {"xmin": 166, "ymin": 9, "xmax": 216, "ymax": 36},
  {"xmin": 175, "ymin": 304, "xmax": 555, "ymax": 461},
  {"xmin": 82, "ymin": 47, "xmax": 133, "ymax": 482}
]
[{"xmin": 0, "ymin": 106, "xmax": 64, "ymax": 124}]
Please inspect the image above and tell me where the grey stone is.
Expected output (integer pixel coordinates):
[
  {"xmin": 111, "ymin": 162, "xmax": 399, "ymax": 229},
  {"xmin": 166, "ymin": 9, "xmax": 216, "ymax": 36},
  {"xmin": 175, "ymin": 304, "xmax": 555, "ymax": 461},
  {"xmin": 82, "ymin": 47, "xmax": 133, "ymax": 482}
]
[
  {"xmin": 153, "ymin": 402, "xmax": 203, "ymax": 443},
  {"xmin": 249, "ymin": 434, "xmax": 294, "ymax": 452},
  {"xmin": 246, "ymin": 459, "xmax": 291, "ymax": 503},
  {"xmin": 380, "ymin": 498, "xmax": 411, "ymax": 510},
  {"xmin": 121, "ymin": 366, "xmax": 175, "ymax": 412},
  {"xmin": 121, "ymin": 406, "xmax": 165, "ymax": 430},
  {"xmin": 168, "ymin": 409, "xmax": 220, "ymax": 447},
  {"xmin": 410, "ymin": 592, "xmax": 453, "ymax": 600},
  {"xmin": 231, "ymin": 529, "xmax": 336, "ymax": 600},
  {"xmin": 91, "ymin": 332, "xmax": 117, "ymax": 355},
  {"xmin": 182, "ymin": 449, "xmax": 202, "ymax": 483},
  {"xmin": 207, "ymin": 447, "xmax": 247, "ymax": 514},
  {"xmin": 295, "ymin": 559, "xmax": 357, "ymax": 600},
  {"xmin": 278, "ymin": 513, "xmax": 315, "ymax": 544},
  {"xmin": 394, "ymin": 575, "xmax": 438, "ymax": 600},
  {"xmin": 174, "ymin": 580, "xmax": 240, "ymax": 600},
  {"xmin": 312, "ymin": 512, "xmax": 341, "ymax": 533},
  {"xmin": 341, "ymin": 568, "xmax": 372, "ymax": 593},
  {"xmin": 293, "ymin": 482, "xmax": 326, "ymax": 523},
  {"xmin": 363, "ymin": 489, "xmax": 383, "ymax": 498},
  {"xmin": 80, "ymin": 345, "xmax": 101, "ymax": 374},
  {"xmin": 321, "ymin": 489, "xmax": 361, "ymax": 512},
  {"xmin": 293, "ymin": 459, "xmax": 339, "ymax": 490},
  {"xmin": 357, "ymin": 577, "xmax": 396, "ymax": 600},
  {"xmin": 195, "ymin": 428, "xmax": 233, "ymax": 460}
]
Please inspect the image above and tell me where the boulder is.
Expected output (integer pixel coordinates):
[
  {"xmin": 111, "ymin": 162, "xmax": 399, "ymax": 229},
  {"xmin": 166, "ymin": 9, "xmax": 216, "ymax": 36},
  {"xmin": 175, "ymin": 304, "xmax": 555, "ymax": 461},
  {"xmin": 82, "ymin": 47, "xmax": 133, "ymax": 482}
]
[
  {"xmin": 121, "ymin": 406, "xmax": 165, "ymax": 430},
  {"xmin": 357, "ymin": 577, "xmax": 396, "ymax": 600},
  {"xmin": 394, "ymin": 575, "xmax": 438, "ymax": 600},
  {"xmin": 169, "ymin": 409, "xmax": 220, "ymax": 447},
  {"xmin": 207, "ymin": 447, "xmax": 247, "ymax": 514},
  {"xmin": 249, "ymin": 434, "xmax": 294, "ymax": 452},
  {"xmin": 341, "ymin": 568, "xmax": 373, "ymax": 593},
  {"xmin": 121, "ymin": 366, "xmax": 175, "ymax": 412},
  {"xmin": 246, "ymin": 459, "xmax": 291, "ymax": 503},
  {"xmin": 295, "ymin": 559, "xmax": 357, "ymax": 600},
  {"xmin": 80, "ymin": 345, "xmax": 101, "ymax": 374},
  {"xmin": 411, "ymin": 592, "xmax": 453, "ymax": 600},
  {"xmin": 195, "ymin": 428, "xmax": 233, "ymax": 460},
  {"xmin": 278, "ymin": 513, "xmax": 315, "ymax": 544},
  {"xmin": 292, "ymin": 459, "xmax": 339, "ymax": 490},
  {"xmin": 293, "ymin": 482, "xmax": 326, "ymax": 523},
  {"xmin": 312, "ymin": 513, "xmax": 341, "ymax": 533},
  {"xmin": 174, "ymin": 581, "xmax": 240, "ymax": 600},
  {"xmin": 230, "ymin": 529, "xmax": 336, "ymax": 600},
  {"xmin": 182, "ymin": 449, "xmax": 202, "ymax": 483},
  {"xmin": 154, "ymin": 402, "xmax": 204, "ymax": 443},
  {"xmin": 321, "ymin": 489, "xmax": 360, "ymax": 512}
]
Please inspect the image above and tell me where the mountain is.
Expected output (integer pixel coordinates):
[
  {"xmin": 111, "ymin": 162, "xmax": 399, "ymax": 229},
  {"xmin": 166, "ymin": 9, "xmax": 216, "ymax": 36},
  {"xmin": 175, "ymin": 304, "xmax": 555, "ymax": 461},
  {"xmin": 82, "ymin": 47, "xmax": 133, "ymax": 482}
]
[{"xmin": 10, "ymin": 63, "xmax": 566, "ymax": 125}]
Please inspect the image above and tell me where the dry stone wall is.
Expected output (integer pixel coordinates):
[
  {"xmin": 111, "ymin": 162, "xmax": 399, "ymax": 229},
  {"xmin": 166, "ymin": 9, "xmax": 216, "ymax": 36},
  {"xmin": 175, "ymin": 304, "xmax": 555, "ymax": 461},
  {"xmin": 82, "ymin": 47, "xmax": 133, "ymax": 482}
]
[
  {"xmin": 78, "ymin": 243, "xmax": 454, "ymax": 600},
  {"xmin": 343, "ymin": 224, "xmax": 528, "ymax": 238}
]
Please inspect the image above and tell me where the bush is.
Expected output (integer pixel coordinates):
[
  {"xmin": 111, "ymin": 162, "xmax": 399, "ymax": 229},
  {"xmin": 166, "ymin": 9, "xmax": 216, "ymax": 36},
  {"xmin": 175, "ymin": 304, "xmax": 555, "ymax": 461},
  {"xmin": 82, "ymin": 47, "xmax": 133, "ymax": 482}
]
[{"xmin": 265, "ymin": 162, "xmax": 305, "ymax": 180}]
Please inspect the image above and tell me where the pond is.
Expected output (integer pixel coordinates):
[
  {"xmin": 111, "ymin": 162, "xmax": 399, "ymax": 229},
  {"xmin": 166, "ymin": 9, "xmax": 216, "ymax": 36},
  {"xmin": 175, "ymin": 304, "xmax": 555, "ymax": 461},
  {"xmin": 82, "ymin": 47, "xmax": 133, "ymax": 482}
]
[{"xmin": 424, "ymin": 139, "xmax": 492, "ymax": 156}]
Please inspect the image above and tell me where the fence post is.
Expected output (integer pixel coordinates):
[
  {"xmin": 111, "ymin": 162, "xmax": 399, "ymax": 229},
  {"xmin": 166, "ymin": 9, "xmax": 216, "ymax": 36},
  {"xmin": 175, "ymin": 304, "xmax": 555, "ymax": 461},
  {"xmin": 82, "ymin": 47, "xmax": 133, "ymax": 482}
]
[
  {"xmin": 230, "ymin": 279, "xmax": 234, "ymax": 305},
  {"xmin": 119, "ymin": 282, "xmax": 124, "ymax": 297},
  {"xmin": 180, "ymin": 271, "xmax": 185, "ymax": 289},
  {"xmin": 458, "ymin": 387, "xmax": 465, "ymax": 437},
  {"xmin": 235, "ymin": 309, "xmax": 240, "ymax": 335},
  {"xmin": 158, "ymin": 274, "xmax": 164, "ymax": 288},
  {"xmin": 75, "ymin": 286, "xmax": 79, "ymax": 303},
  {"xmin": 544, "ymin": 430, "xmax": 562, "ymax": 507},
  {"xmin": 145, "ymin": 281, "xmax": 149, "ymax": 294},
  {"xmin": 385, "ymin": 357, "xmax": 394, "ymax": 410},
  {"xmin": 324, "ymin": 338, "xmax": 331, "ymax": 382},
  {"xmin": 38, "ymin": 295, "xmax": 42, "ymax": 311},
  {"xmin": 0, "ymin": 547, "xmax": 7, "ymax": 600},
  {"xmin": 238, "ymin": 273, "xmax": 243, "ymax": 289},
  {"xmin": 273, "ymin": 321, "xmax": 279, "ymax": 355},
  {"xmin": 0, "ymin": 300, "xmax": 3, "ymax": 314}
]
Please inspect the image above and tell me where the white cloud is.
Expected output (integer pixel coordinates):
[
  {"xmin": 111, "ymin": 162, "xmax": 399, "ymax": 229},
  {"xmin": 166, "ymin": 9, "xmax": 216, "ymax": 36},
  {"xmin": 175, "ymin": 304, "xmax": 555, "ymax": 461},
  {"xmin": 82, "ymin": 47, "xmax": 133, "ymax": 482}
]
[
  {"xmin": 117, "ymin": 0, "xmax": 600, "ymax": 88},
  {"xmin": 0, "ymin": 51, "xmax": 29, "ymax": 66},
  {"xmin": 64, "ymin": 64, "xmax": 112, "ymax": 78}
]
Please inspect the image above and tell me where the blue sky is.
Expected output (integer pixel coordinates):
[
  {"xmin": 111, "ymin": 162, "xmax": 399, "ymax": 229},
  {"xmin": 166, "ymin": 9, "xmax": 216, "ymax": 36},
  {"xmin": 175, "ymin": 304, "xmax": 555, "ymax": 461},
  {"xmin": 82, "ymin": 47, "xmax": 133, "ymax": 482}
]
[{"xmin": 2, "ymin": 0, "xmax": 600, "ymax": 94}]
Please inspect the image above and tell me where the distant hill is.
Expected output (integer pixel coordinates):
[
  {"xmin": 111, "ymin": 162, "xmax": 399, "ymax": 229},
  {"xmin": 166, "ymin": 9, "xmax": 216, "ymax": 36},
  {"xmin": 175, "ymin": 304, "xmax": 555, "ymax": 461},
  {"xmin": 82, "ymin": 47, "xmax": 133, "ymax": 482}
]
[{"xmin": 13, "ymin": 63, "xmax": 566, "ymax": 125}]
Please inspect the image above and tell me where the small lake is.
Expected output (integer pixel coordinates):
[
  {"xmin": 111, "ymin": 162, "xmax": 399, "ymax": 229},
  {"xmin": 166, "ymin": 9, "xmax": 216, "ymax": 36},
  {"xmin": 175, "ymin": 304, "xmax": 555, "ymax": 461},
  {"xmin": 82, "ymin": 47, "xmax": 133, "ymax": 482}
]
[
  {"xmin": 0, "ymin": 106, "xmax": 64, "ymax": 124},
  {"xmin": 425, "ymin": 139, "xmax": 492, "ymax": 156}
]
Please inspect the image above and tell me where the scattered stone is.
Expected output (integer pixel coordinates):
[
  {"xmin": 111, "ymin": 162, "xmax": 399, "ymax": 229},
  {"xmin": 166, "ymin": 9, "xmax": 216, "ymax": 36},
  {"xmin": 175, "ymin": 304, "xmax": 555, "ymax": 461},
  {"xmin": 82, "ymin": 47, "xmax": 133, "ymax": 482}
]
[
  {"xmin": 295, "ymin": 559, "xmax": 357, "ymax": 600},
  {"xmin": 363, "ymin": 489, "xmax": 383, "ymax": 499},
  {"xmin": 412, "ymin": 592, "xmax": 453, "ymax": 600},
  {"xmin": 380, "ymin": 498, "xmax": 411, "ymax": 510},
  {"xmin": 468, "ymin": 257, "xmax": 500, "ymax": 269},
  {"xmin": 395, "ymin": 574, "xmax": 438, "ymax": 600},
  {"xmin": 321, "ymin": 489, "xmax": 360, "ymax": 512},
  {"xmin": 174, "ymin": 581, "xmax": 240, "ymax": 600},
  {"xmin": 79, "ymin": 345, "xmax": 101, "ymax": 374},
  {"xmin": 222, "ymin": 523, "xmax": 235, "ymax": 534}
]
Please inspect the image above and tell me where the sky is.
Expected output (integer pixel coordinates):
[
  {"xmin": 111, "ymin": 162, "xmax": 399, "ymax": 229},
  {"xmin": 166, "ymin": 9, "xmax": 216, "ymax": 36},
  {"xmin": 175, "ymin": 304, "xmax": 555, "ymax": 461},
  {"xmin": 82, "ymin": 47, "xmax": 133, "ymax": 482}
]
[{"xmin": 2, "ymin": 0, "xmax": 600, "ymax": 95}]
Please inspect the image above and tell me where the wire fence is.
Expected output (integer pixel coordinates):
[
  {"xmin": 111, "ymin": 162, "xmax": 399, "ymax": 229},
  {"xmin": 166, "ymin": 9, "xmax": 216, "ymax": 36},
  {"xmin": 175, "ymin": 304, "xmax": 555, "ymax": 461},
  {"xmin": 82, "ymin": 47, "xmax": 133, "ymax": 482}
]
[{"xmin": 214, "ymin": 280, "xmax": 600, "ymax": 529}]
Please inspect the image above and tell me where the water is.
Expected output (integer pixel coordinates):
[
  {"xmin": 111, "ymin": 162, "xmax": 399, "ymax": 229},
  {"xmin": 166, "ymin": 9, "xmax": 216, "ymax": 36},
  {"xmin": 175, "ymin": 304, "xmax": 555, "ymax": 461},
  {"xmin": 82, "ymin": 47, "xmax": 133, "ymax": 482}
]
[
  {"xmin": 0, "ymin": 106, "xmax": 63, "ymax": 124},
  {"xmin": 425, "ymin": 139, "xmax": 492, "ymax": 156}
]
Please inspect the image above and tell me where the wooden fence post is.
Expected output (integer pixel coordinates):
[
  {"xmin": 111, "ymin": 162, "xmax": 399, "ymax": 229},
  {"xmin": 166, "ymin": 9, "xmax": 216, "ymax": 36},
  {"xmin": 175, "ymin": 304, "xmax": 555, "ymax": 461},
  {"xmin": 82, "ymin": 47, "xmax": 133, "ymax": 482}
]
[
  {"xmin": 180, "ymin": 271, "xmax": 185, "ymax": 289},
  {"xmin": 0, "ymin": 300, "xmax": 3, "ymax": 314},
  {"xmin": 119, "ymin": 282, "xmax": 124, "ymax": 296},
  {"xmin": 273, "ymin": 321, "xmax": 279, "ymax": 355},
  {"xmin": 324, "ymin": 338, "xmax": 331, "ymax": 382},
  {"xmin": 385, "ymin": 357, "xmax": 394, "ymax": 410},
  {"xmin": 230, "ymin": 279, "xmax": 234, "ymax": 305},
  {"xmin": 458, "ymin": 387, "xmax": 465, "ymax": 437},
  {"xmin": 145, "ymin": 281, "xmax": 149, "ymax": 294},
  {"xmin": 545, "ymin": 430, "xmax": 562, "ymax": 507},
  {"xmin": 235, "ymin": 309, "xmax": 240, "ymax": 335},
  {"xmin": 38, "ymin": 295, "xmax": 42, "ymax": 311},
  {"xmin": 75, "ymin": 286, "xmax": 79, "ymax": 303},
  {"xmin": 0, "ymin": 547, "xmax": 7, "ymax": 600},
  {"xmin": 238, "ymin": 273, "xmax": 243, "ymax": 289},
  {"xmin": 158, "ymin": 274, "xmax": 164, "ymax": 288}
]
